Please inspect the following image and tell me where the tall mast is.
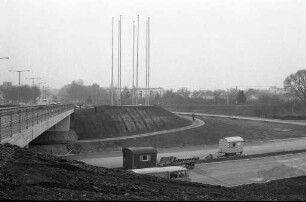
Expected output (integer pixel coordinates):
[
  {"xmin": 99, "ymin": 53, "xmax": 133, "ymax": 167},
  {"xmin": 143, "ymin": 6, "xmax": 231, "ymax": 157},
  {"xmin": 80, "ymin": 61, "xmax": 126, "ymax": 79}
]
[
  {"xmin": 132, "ymin": 20, "xmax": 135, "ymax": 105},
  {"xmin": 117, "ymin": 20, "xmax": 120, "ymax": 105},
  {"xmin": 111, "ymin": 17, "xmax": 114, "ymax": 106},
  {"xmin": 148, "ymin": 17, "xmax": 150, "ymax": 105},
  {"xmin": 145, "ymin": 18, "xmax": 148, "ymax": 105},
  {"xmin": 119, "ymin": 15, "xmax": 122, "ymax": 105},
  {"xmin": 136, "ymin": 14, "xmax": 139, "ymax": 105}
]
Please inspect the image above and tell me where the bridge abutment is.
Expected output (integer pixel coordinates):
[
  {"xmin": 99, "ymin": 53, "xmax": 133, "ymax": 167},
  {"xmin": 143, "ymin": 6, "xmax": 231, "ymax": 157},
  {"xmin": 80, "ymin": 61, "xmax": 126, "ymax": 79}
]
[
  {"xmin": 30, "ymin": 116, "xmax": 78, "ymax": 145},
  {"xmin": 48, "ymin": 116, "xmax": 71, "ymax": 132}
]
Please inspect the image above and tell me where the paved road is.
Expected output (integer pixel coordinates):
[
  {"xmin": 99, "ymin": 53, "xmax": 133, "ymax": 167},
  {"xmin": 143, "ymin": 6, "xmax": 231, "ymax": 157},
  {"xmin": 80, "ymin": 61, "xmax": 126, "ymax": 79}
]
[
  {"xmin": 174, "ymin": 112, "xmax": 306, "ymax": 126},
  {"xmin": 191, "ymin": 152, "xmax": 306, "ymax": 187},
  {"xmin": 67, "ymin": 137, "xmax": 306, "ymax": 169},
  {"xmin": 67, "ymin": 139, "xmax": 306, "ymax": 186}
]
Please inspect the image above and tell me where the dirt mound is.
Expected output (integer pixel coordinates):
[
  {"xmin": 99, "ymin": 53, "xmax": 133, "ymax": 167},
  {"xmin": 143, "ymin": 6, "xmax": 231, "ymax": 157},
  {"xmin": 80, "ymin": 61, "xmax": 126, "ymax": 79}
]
[
  {"xmin": 2, "ymin": 143, "xmax": 306, "ymax": 200},
  {"xmin": 259, "ymin": 164, "xmax": 306, "ymax": 180},
  {"xmin": 71, "ymin": 105, "xmax": 191, "ymax": 140}
]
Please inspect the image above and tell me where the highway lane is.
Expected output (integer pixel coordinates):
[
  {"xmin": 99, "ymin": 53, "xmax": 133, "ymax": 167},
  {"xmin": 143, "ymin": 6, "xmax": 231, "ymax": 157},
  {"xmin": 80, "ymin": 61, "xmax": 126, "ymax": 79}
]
[
  {"xmin": 174, "ymin": 112, "xmax": 306, "ymax": 126},
  {"xmin": 67, "ymin": 137, "xmax": 306, "ymax": 169},
  {"xmin": 68, "ymin": 144, "xmax": 306, "ymax": 186}
]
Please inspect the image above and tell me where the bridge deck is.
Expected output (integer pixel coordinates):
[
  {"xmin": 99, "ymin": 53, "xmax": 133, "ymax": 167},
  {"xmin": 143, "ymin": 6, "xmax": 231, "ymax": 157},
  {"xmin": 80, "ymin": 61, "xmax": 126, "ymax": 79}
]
[{"xmin": 0, "ymin": 104, "xmax": 74, "ymax": 147}]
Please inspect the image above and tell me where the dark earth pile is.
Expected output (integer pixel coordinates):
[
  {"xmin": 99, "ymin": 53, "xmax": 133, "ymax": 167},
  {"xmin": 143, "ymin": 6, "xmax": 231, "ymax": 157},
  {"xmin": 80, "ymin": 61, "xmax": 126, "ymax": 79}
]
[{"xmin": 1, "ymin": 143, "xmax": 306, "ymax": 201}]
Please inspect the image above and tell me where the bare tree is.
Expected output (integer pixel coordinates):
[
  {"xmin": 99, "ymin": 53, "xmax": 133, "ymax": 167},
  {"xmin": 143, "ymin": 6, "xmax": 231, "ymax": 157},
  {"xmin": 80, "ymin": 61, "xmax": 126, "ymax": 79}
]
[
  {"xmin": 284, "ymin": 69, "xmax": 306, "ymax": 104},
  {"xmin": 176, "ymin": 87, "xmax": 190, "ymax": 98}
]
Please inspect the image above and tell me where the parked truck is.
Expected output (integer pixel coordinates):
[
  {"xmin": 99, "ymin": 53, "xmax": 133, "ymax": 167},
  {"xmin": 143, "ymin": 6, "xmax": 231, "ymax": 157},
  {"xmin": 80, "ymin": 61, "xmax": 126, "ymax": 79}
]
[
  {"xmin": 130, "ymin": 166, "xmax": 191, "ymax": 182},
  {"xmin": 157, "ymin": 156, "xmax": 199, "ymax": 169}
]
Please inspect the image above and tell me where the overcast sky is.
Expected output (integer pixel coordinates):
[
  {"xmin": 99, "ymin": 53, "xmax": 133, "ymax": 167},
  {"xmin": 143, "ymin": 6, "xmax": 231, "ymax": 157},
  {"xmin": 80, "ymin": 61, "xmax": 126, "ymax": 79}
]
[{"xmin": 0, "ymin": 0, "xmax": 306, "ymax": 91}]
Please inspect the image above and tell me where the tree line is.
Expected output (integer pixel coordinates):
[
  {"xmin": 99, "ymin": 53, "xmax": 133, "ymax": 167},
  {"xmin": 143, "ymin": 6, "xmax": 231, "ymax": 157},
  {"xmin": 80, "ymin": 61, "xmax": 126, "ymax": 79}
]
[
  {"xmin": 55, "ymin": 69, "xmax": 306, "ymax": 117},
  {"xmin": 1, "ymin": 69, "xmax": 305, "ymax": 117},
  {"xmin": 0, "ymin": 85, "xmax": 40, "ymax": 104}
]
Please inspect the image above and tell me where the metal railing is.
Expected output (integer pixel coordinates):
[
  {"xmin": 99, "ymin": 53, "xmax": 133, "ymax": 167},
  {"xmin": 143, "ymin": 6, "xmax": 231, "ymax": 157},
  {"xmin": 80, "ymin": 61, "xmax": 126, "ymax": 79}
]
[{"xmin": 0, "ymin": 104, "xmax": 74, "ymax": 143}]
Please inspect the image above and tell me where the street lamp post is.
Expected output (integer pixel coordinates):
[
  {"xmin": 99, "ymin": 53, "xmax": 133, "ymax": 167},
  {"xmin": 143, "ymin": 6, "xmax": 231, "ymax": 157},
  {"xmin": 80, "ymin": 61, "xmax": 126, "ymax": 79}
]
[
  {"xmin": 38, "ymin": 82, "xmax": 46, "ymax": 100},
  {"xmin": 25, "ymin": 77, "xmax": 41, "ymax": 104},
  {"xmin": 9, "ymin": 69, "xmax": 30, "ymax": 104}
]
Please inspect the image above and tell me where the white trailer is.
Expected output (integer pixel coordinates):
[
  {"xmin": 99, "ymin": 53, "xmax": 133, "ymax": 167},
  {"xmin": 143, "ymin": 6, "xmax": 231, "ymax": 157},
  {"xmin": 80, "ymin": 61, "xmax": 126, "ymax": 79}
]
[
  {"xmin": 130, "ymin": 166, "xmax": 191, "ymax": 182},
  {"xmin": 218, "ymin": 136, "xmax": 244, "ymax": 156}
]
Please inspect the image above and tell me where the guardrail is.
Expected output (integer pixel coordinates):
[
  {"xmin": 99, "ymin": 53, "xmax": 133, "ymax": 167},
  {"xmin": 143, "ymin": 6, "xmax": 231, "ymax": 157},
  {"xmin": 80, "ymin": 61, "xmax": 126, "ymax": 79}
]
[{"xmin": 0, "ymin": 104, "xmax": 74, "ymax": 143}]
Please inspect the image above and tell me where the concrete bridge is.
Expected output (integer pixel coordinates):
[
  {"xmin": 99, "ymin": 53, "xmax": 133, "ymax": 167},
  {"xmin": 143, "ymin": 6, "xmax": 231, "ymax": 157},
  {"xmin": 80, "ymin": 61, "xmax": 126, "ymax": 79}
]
[{"xmin": 0, "ymin": 104, "xmax": 74, "ymax": 148}]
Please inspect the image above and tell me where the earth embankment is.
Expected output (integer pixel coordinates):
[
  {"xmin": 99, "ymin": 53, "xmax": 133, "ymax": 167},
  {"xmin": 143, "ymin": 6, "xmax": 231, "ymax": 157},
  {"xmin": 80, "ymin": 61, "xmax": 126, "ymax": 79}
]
[
  {"xmin": 2, "ymin": 143, "xmax": 306, "ymax": 201},
  {"xmin": 70, "ymin": 105, "xmax": 191, "ymax": 140}
]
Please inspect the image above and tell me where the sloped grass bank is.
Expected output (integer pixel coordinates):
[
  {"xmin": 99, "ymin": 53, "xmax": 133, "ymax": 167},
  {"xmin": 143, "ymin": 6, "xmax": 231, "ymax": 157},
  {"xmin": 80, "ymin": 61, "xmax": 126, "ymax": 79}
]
[{"xmin": 71, "ymin": 105, "xmax": 191, "ymax": 140}]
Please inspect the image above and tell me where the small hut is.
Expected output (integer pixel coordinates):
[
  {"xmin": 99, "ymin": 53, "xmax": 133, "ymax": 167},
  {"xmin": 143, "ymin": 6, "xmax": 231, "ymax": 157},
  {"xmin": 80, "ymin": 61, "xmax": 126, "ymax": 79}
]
[
  {"xmin": 218, "ymin": 136, "xmax": 244, "ymax": 155},
  {"xmin": 122, "ymin": 147, "xmax": 157, "ymax": 169}
]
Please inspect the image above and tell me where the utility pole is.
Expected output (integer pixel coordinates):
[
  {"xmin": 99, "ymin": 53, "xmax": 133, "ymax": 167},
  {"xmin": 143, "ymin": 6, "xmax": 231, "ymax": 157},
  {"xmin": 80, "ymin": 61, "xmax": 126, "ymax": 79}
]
[
  {"xmin": 42, "ymin": 86, "xmax": 46, "ymax": 99},
  {"xmin": 25, "ymin": 77, "xmax": 41, "ymax": 104},
  {"xmin": 38, "ymin": 82, "xmax": 46, "ymax": 99},
  {"xmin": 226, "ymin": 88, "xmax": 229, "ymax": 105},
  {"xmin": 9, "ymin": 69, "xmax": 30, "ymax": 104}
]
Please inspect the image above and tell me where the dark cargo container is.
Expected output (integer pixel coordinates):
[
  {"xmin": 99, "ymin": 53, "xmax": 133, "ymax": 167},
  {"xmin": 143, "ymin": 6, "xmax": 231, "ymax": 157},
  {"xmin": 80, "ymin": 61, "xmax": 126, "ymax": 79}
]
[{"xmin": 122, "ymin": 147, "xmax": 157, "ymax": 169}]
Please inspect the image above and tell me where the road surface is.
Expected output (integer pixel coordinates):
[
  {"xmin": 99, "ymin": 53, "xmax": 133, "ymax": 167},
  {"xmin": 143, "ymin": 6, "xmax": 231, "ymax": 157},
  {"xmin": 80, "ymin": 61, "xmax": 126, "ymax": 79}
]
[
  {"xmin": 67, "ymin": 137, "xmax": 306, "ymax": 169},
  {"xmin": 174, "ymin": 112, "xmax": 306, "ymax": 126},
  {"xmin": 191, "ymin": 152, "xmax": 306, "ymax": 187}
]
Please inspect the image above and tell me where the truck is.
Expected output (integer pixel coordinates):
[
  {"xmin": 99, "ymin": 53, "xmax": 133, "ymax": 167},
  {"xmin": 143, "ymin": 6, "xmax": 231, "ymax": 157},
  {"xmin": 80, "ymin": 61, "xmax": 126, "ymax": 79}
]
[{"xmin": 157, "ymin": 156, "xmax": 199, "ymax": 169}]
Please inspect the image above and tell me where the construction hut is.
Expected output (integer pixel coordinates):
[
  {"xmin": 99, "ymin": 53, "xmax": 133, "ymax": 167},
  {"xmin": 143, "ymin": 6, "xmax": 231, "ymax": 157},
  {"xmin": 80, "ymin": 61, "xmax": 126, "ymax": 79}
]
[
  {"xmin": 122, "ymin": 147, "xmax": 157, "ymax": 169},
  {"xmin": 218, "ymin": 136, "xmax": 244, "ymax": 155}
]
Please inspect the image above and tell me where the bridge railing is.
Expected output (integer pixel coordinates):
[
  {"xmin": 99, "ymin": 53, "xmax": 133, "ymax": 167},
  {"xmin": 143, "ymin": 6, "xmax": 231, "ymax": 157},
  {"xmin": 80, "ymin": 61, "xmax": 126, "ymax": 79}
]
[{"xmin": 0, "ymin": 104, "xmax": 74, "ymax": 143}]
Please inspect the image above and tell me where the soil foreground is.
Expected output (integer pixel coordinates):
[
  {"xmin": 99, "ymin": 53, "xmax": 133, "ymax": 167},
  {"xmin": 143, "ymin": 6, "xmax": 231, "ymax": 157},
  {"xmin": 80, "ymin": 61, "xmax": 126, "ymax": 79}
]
[{"xmin": 1, "ymin": 143, "xmax": 306, "ymax": 201}]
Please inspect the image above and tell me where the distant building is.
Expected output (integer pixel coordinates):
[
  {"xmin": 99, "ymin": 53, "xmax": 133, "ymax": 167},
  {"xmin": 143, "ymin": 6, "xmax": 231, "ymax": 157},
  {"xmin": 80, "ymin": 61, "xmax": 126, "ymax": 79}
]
[
  {"xmin": 135, "ymin": 88, "xmax": 165, "ymax": 97},
  {"xmin": 2, "ymin": 82, "xmax": 12, "ymax": 88},
  {"xmin": 191, "ymin": 91, "xmax": 215, "ymax": 100},
  {"xmin": 200, "ymin": 95, "xmax": 215, "ymax": 100},
  {"xmin": 268, "ymin": 86, "xmax": 286, "ymax": 95},
  {"xmin": 247, "ymin": 94, "xmax": 258, "ymax": 101},
  {"xmin": 106, "ymin": 87, "xmax": 165, "ymax": 98}
]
